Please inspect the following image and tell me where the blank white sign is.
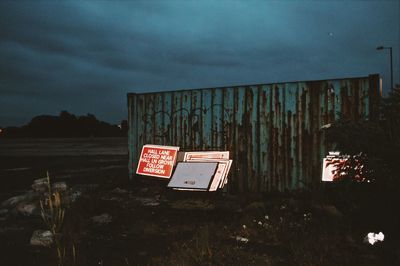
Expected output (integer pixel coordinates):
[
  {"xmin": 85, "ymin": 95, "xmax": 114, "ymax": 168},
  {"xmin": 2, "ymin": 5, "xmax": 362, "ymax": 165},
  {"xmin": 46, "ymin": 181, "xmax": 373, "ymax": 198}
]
[{"xmin": 167, "ymin": 162, "xmax": 218, "ymax": 190}]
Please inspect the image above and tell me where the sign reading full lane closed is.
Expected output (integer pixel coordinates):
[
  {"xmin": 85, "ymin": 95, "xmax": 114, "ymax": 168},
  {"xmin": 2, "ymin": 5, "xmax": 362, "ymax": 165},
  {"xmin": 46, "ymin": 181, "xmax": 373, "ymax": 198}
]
[{"xmin": 136, "ymin": 145, "xmax": 179, "ymax": 178}]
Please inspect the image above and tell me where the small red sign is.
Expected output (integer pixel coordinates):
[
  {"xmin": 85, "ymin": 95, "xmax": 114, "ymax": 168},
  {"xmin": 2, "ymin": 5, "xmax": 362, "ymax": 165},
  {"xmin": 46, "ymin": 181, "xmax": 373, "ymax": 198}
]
[{"xmin": 136, "ymin": 145, "xmax": 179, "ymax": 178}]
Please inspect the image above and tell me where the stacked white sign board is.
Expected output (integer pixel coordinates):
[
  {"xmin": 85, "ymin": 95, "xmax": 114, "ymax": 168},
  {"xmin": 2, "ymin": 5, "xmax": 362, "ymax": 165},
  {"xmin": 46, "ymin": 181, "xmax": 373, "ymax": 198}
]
[
  {"xmin": 321, "ymin": 151, "xmax": 348, "ymax": 182},
  {"xmin": 168, "ymin": 151, "xmax": 232, "ymax": 191},
  {"xmin": 136, "ymin": 145, "xmax": 232, "ymax": 192}
]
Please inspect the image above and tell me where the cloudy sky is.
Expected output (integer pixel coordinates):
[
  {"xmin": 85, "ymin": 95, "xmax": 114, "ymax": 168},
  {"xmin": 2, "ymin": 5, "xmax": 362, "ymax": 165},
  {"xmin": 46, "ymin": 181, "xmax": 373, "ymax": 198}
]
[{"xmin": 0, "ymin": 0, "xmax": 399, "ymax": 127}]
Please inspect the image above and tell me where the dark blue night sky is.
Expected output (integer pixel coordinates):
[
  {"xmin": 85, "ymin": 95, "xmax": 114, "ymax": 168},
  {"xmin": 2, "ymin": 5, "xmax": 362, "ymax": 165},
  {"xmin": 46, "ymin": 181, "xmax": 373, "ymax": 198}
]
[{"xmin": 0, "ymin": 0, "xmax": 399, "ymax": 126}]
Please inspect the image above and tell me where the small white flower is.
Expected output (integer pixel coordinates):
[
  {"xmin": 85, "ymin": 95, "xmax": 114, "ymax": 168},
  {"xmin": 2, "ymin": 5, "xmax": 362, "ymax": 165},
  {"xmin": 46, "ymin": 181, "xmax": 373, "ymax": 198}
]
[
  {"xmin": 242, "ymin": 225, "xmax": 247, "ymax": 230},
  {"xmin": 258, "ymin": 221, "xmax": 263, "ymax": 226}
]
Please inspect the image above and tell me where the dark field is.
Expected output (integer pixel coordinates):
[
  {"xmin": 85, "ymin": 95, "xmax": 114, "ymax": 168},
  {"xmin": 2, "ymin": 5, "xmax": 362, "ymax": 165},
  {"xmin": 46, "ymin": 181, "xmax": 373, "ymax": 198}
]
[
  {"xmin": 0, "ymin": 138, "xmax": 398, "ymax": 265},
  {"xmin": 0, "ymin": 138, "xmax": 128, "ymax": 265},
  {"xmin": 0, "ymin": 137, "xmax": 127, "ymax": 197}
]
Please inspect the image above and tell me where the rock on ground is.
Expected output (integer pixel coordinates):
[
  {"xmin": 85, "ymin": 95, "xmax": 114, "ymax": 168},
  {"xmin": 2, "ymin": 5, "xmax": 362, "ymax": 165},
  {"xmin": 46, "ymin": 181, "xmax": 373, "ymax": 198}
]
[
  {"xmin": 30, "ymin": 230, "xmax": 53, "ymax": 247},
  {"xmin": 32, "ymin": 178, "xmax": 48, "ymax": 193},
  {"xmin": 112, "ymin": 187, "xmax": 128, "ymax": 194},
  {"xmin": 91, "ymin": 213, "xmax": 112, "ymax": 225},
  {"xmin": 1, "ymin": 191, "xmax": 39, "ymax": 208},
  {"xmin": 169, "ymin": 199, "xmax": 215, "ymax": 210},
  {"xmin": 16, "ymin": 202, "xmax": 40, "ymax": 216},
  {"xmin": 62, "ymin": 190, "xmax": 82, "ymax": 205},
  {"xmin": 52, "ymin": 182, "xmax": 68, "ymax": 192},
  {"xmin": 132, "ymin": 196, "xmax": 160, "ymax": 207}
]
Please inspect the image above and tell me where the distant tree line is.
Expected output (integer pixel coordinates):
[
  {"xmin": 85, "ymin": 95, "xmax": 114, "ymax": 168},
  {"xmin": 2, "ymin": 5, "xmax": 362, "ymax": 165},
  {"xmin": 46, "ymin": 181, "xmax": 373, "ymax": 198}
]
[{"xmin": 0, "ymin": 111, "xmax": 128, "ymax": 138}]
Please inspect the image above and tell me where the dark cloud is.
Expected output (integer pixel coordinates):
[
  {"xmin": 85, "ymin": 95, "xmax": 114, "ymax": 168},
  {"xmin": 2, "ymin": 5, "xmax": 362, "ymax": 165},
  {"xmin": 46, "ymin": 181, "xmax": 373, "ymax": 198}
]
[{"xmin": 0, "ymin": 0, "xmax": 398, "ymax": 126}]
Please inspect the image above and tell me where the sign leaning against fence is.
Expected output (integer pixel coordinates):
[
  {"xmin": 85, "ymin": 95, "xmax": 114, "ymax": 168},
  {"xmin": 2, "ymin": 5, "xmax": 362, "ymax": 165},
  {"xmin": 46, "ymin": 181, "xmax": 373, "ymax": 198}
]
[{"xmin": 136, "ymin": 144, "xmax": 179, "ymax": 178}]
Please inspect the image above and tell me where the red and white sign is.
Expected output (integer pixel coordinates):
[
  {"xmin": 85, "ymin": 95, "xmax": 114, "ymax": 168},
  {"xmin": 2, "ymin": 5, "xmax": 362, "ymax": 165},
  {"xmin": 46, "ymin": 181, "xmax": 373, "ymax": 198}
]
[
  {"xmin": 136, "ymin": 145, "xmax": 179, "ymax": 178},
  {"xmin": 322, "ymin": 157, "xmax": 346, "ymax": 182},
  {"xmin": 209, "ymin": 160, "xmax": 231, "ymax": 191}
]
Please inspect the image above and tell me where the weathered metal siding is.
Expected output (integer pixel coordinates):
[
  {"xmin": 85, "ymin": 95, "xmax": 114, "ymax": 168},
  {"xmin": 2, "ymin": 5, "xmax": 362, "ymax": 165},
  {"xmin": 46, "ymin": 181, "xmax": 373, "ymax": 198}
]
[{"xmin": 128, "ymin": 74, "xmax": 380, "ymax": 192}]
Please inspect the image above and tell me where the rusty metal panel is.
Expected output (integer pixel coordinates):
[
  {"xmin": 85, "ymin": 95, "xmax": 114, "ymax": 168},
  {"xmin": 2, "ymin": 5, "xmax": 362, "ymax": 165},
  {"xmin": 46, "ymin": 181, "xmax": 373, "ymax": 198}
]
[
  {"xmin": 164, "ymin": 92, "xmax": 173, "ymax": 144},
  {"xmin": 259, "ymin": 85, "xmax": 269, "ymax": 191},
  {"xmin": 128, "ymin": 74, "xmax": 380, "ymax": 192},
  {"xmin": 235, "ymin": 87, "xmax": 246, "ymax": 191},
  {"xmin": 127, "ymin": 94, "xmax": 138, "ymax": 177},
  {"xmin": 155, "ymin": 94, "xmax": 164, "ymax": 144}
]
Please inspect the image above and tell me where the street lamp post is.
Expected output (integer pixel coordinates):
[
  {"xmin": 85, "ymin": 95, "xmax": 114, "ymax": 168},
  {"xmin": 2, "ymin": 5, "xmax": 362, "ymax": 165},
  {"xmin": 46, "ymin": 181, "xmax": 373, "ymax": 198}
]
[{"xmin": 376, "ymin": 46, "xmax": 393, "ymax": 92}]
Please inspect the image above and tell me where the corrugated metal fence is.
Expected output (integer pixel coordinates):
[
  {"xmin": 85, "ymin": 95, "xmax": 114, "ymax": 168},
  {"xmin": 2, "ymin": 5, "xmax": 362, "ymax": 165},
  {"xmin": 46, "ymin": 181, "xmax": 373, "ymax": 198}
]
[{"xmin": 128, "ymin": 74, "xmax": 380, "ymax": 192}]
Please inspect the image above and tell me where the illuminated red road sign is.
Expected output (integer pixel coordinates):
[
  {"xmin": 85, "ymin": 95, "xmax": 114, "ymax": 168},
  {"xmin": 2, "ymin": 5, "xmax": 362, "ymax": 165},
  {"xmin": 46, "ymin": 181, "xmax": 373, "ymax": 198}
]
[{"xmin": 136, "ymin": 145, "xmax": 179, "ymax": 178}]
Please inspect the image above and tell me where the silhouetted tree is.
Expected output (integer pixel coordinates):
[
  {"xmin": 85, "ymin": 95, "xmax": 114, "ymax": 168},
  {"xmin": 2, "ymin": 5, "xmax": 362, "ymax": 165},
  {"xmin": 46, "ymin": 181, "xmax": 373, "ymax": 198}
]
[{"xmin": 1, "ymin": 111, "xmax": 126, "ymax": 138}]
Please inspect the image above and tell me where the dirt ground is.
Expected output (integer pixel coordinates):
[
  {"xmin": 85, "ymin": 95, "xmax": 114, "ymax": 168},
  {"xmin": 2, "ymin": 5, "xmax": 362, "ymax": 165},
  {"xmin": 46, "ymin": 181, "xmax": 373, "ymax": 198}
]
[
  {"xmin": 0, "ymin": 137, "xmax": 127, "ymax": 195},
  {"xmin": 0, "ymin": 138, "xmax": 398, "ymax": 265}
]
